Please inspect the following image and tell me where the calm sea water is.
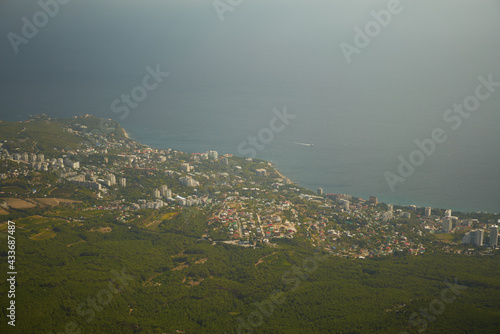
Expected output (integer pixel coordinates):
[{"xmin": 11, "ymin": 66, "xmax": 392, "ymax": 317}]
[{"xmin": 1, "ymin": 0, "xmax": 499, "ymax": 213}]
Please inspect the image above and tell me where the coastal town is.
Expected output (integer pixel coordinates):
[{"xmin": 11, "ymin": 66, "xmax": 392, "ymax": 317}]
[{"xmin": 1, "ymin": 114, "xmax": 499, "ymax": 259}]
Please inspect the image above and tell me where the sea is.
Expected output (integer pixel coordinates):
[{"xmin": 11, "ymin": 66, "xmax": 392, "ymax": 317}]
[{"xmin": 1, "ymin": 0, "xmax": 499, "ymax": 213}]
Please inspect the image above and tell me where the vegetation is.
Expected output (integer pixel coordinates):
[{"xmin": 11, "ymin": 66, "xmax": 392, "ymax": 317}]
[
  {"xmin": 0, "ymin": 115, "xmax": 499, "ymax": 333},
  {"xmin": 0, "ymin": 204, "xmax": 499, "ymax": 333}
]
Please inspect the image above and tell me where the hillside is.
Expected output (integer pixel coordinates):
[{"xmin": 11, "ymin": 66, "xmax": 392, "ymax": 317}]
[{"xmin": 0, "ymin": 115, "xmax": 499, "ymax": 333}]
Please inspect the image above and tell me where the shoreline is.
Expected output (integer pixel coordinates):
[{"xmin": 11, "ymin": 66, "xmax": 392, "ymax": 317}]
[
  {"xmin": 122, "ymin": 127, "xmax": 130, "ymax": 139},
  {"xmin": 121, "ymin": 123, "xmax": 498, "ymax": 215}
]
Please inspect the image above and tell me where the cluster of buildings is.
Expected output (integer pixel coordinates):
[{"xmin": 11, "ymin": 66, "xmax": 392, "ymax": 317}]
[
  {"xmin": 1, "ymin": 149, "xmax": 82, "ymax": 172},
  {"xmin": 2, "ymin": 116, "xmax": 499, "ymax": 258},
  {"xmin": 68, "ymin": 172, "xmax": 127, "ymax": 191},
  {"xmin": 462, "ymin": 226, "xmax": 498, "ymax": 247},
  {"xmin": 210, "ymin": 196, "xmax": 298, "ymax": 244}
]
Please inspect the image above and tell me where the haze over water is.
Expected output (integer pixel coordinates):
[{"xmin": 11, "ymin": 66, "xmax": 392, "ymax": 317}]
[{"xmin": 1, "ymin": 0, "xmax": 499, "ymax": 213}]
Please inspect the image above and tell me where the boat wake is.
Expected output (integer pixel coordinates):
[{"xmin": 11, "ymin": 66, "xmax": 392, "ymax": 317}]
[{"xmin": 293, "ymin": 142, "xmax": 314, "ymax": 147}]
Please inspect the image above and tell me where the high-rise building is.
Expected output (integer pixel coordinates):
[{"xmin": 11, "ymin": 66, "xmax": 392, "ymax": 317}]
[
  {"xmin": 65, "ymin": 159, "xmax": 80, "ymax": 169},
  {"xmin": 490, "ymin": 225, "xmax": 498, "ymax": 247},
  {"xmin": 255, "ymin": 169, "xmax": 267, "ymax": 177},
  {"xmin": 119, "ymin": 178, "xmax": 126, "ymax": 187},
  {"xmin": 108, "ymin": 173, "xmax": 116, "ymax": 186},
  {"xmin": 181, "ymin": 163, "xmax": 192, "ymax": 172},
  {"xmin": 442, "ymin": 219, "xmax": 453, "ymax": 233},
  {"xmin": 445, "ymin": 209, "xmax": 452, "ymax": 218},
  {"xmin": 382, "ymin": 211, "xmax": 392, "ymax": 222},
  {"xmin": 462, "ymin": 232, "xmax": 472, "ymax": 244},
  {"xmin": 179, "ymin": 176, "xmax": 199, "ymax": 187},
  {"xmin": 160, "ymin": 185, "xmax": 169, "ymax": 197},
  {"xmin": 387, "ymin": 204, "xmax": 393, "ymax": 212},
  {"xmin": 154, "ymin": 189, "xmax": 161, "ymax": 199},
  {"xmin": 207, "ymin": 150, "xmax": 218, "ymax": 160},
  {"xmin": 317, "ymin": 188, "xmax": 323, "ymax": 196},
  {"xmin": 369, "ymin": 196, "xmax": 378, "ymax": 204},
  {"xmin": 474, "ymin": 229, "xmax": 484, "ymax": 246},
  {"xmin": 462, "ymin": 229, "xmax": 484, "ymax": 246},
  {"xmin": 425, "ymin": 207, "xmax": 432, "ymax": 217}
]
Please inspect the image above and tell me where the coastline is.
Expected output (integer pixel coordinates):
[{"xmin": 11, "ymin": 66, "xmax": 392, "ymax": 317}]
[
  {"xmin": 120, "ymin": 123, "xmax": 498, "ymax": 215},
  {"xmin": 122, "ymin": 128, "xmax": 130, "ymax": 139}
]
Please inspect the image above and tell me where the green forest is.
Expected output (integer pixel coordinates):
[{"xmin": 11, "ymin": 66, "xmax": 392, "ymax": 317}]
[{"xmin": 1, "ymin": 204, "xmax": 500, "ymax": 333}]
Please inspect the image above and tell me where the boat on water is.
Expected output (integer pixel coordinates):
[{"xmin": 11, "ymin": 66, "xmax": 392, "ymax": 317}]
[{"xmin": 293, "ymin": 142, "xmax": 314, "ymax": 147}]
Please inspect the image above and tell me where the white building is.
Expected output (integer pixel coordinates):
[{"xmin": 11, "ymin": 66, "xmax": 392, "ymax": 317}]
[
  {"xmin": 381, "ymin": 211, "xmax": 392, "ymax": 223},
  {"xmin": 444, "ymin": 209, "xmax": 452, "ymax": 218},
  {"xmin": 154, "ymin": 189, "xmax": 161, "ymax": 199},
  {"xmin": 65, "ymin": 159, "xmax": 80, "ymax": 170},
  {"xmin": 442, "ymin": 219, "xmax": 453, "ymax": 232},
  {"xmin": 108, "ymin": 173, "xmax": 116, "ymax": 185},
  {"xmin": 160, "ymin": 185, "xmax": 169, "ymax": 197},
  {"xmin": 181, "ymin": 163, "xmax": 192, "ymax": 172},
  {"xmin": 207, "ymin": 150, "xmax": 218, "ymax": 160},
  {"xmin": 176, "ymin": 195, "xmax": 187, "ymax": 206},
  {"xmin": 475, "ymin": 229, "xmax": 484, "ymax": 246},
  {"xmin": 255, "ymin": 169, "xmax": 267, "ymax": 177},
  {"xmin": 463, "ymin": 229, "xmax": 484, "ymax": 246},
  {"xmin": 490, "ymin": 225, "xmax": 498, "ymax": 247},
  {"xmin": 180, "ymin": 176, "xmax": 199, "ymax": 187},
  {"xmin": 119, "ymin": 177, "xmax": 126, "ymax": 187},
  {"xmin": 425, "ymin": 207, "xmax": 431, "ymax": 217}
]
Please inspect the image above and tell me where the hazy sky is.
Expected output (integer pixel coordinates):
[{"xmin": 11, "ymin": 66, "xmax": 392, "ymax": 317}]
[{"xmin": 1, "ymin": 0, "xmax": 499, "ymax": 121}]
